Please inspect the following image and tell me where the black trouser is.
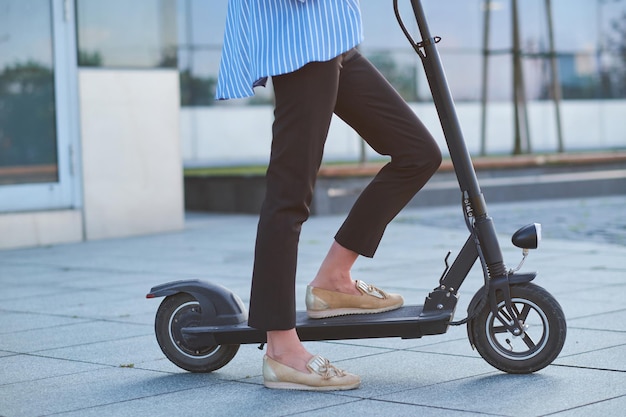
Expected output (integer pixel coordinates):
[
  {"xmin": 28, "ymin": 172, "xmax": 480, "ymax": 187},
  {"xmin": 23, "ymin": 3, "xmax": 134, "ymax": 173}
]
[{"xmin": 248, "ymin": 49, "xmax": 442, "ymax": 331}]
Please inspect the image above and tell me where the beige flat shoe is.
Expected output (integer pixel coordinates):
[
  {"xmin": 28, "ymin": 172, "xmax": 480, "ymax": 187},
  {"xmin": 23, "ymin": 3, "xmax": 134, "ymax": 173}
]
[
  {"xmin": 306, "ymin": 280, "xmax": 404, "ymax": 319},
  {"xmin": 263, "ymin": 355, "xmax": 360, "ymax": 391}
]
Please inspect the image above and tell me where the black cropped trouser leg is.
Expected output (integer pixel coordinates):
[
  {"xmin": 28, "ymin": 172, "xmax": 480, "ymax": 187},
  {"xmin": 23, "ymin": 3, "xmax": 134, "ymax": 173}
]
[{"xmin": 247, "ymin": 50, "xmax": 442, "ymax": 331}]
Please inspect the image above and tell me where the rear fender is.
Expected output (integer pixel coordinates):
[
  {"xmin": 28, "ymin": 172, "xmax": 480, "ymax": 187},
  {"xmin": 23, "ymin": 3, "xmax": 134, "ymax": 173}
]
[{"xmin": 147, "ymin": 279, "xmax": 247, "ymax": 326}]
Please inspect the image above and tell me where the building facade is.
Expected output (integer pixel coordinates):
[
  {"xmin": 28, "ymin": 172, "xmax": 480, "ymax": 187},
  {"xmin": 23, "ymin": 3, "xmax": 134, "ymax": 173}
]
[
  {"xmin": 0, "ymin": 0, "xmax": 183, "ymax": 249},
  {"xmin": 1, "ymin": 0, "xmax": 625, "ymax": 250},
  {"xmin": 178, "ymin": 0, "xmax": 626, "ymax": 164}
]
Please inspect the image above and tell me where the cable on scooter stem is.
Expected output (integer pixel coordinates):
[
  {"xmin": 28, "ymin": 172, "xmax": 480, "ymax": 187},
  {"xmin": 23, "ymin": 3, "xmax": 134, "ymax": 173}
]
[{"xmin": 395, "ymin": 0, "xmax": 489, "ymax": 211}]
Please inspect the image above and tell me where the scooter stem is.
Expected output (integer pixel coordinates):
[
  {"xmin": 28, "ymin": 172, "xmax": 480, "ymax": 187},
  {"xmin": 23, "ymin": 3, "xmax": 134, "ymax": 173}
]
[{"xmin": 404, "ymin": 0, "xmax": 506, "ymax": 277}]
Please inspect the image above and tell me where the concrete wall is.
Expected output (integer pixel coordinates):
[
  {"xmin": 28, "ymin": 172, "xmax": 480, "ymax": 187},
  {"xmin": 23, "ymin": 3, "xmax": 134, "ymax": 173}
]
[
  {"xmin": 0, "ymin": 210, "xmax": 83, "ymax": 250},
  {"xmin": 0, "ymin": 69, "xmax": 185, "ymax": 250},
  {"xmin": 79, "ymin": 69, "xmax": 184, "ymax": 240}
]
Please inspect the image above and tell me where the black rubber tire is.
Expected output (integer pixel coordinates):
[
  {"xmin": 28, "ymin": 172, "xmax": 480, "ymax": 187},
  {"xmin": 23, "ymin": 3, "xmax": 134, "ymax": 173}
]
[
  {"xmin": 471, "ymin": 283, "xmax": 566, "ymax": 374},
  {"xmin": 155, "ymin": 293, "xmax": 239, "ymax": 373}
]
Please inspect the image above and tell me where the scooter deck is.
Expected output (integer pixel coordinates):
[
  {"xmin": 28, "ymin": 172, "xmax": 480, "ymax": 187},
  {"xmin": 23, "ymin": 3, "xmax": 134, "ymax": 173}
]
[{"xmin": 182, "ymin": 304, "xmax": 454, "ymax": 346}]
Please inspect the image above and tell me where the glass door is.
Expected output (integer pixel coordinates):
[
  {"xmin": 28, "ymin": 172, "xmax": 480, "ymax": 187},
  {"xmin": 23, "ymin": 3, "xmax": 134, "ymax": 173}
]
[{"xmin": 0, "ymin": 0, "xmax": 79, "ymax": 212}]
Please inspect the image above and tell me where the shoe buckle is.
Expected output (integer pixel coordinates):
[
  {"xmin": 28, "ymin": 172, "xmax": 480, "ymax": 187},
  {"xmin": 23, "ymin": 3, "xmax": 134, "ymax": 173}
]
[{"xmin": 357, "ymin": 280, "xmax": 385, "ymax": 299}]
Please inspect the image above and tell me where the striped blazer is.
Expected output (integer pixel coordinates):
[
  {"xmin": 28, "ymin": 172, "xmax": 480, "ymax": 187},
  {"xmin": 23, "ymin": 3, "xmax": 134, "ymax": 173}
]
[{"xmin": 216, "ymin": 0, "xmax": 363, "ymax": 100}]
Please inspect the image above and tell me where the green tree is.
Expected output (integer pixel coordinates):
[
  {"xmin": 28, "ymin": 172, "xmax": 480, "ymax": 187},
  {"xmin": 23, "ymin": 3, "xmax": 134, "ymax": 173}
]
[
  {"xmin": 608, "ymin": 11, "xmax": 626, "ymax": 97},
  {"xmin": 367, "ymin": 51, "xmax": 419, "ymax": 102},
  {"xmin": 179, "ymin": 69, "xmax": 217, "ymax": 106},
  {"xmin": 77, "ymin": 50, "xmax": 103, "ymax": 67}
]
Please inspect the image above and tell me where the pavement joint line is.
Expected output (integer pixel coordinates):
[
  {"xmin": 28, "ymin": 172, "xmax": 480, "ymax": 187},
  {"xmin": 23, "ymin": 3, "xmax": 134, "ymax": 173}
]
[
  {"xmin": 24, "ymin": 332, "xmax": 155, "ymax": 355},
  {"xmin": 0, "ymin": 309, "xmax": 152, "ymax": 329},
  {"xmin": 0, "ymin": 289, "xmax": 126, "ymax": 302},
  {"xmin": 0, "ymin": 362, "xmax": 112, "ymax": 388},
  {"xmin": 551, "ymin": 363, "xmax": 626, "ymax": 373},
  {"xmin": 557, "ymin": 343, "xmax": 626, "ymax": 360},
  {"xmin": 356, "ymin": 397, "xmax": 508, "ymax": 417},
  {"xmin": 564, "ymin": 307, "xmax": 626, "ymax": 321},
  {"xmin": 19, "ymin": 350, "xmax": 166, "ymax": 371},
  {"xmin": 36, "ymin": 379, "xmax": 234, "ymax": 417},
  {"xmin": 539, "ymin": 394, "xmax": 626, "ymax": 417},
  {"xmin": 400, "ymin": 349, "xmax": 482, "ymax": 361},
  {"xmin": 327, "ymin": 336, "xmax": 470, "ymax": 349},
  {"xmin": 567, "ymin": 325, "xmax": 626, "ymax": 333},
  {"xmin": 0, "ymin": 261, "xmax": 204, "ymax": 278},
  {"xmin": 283, "ymin": 398, "xmax": 367, "ymax": 417},
  {"xmin": 360, "ymin": 370, "xmax": 501, "ymax": 407}
]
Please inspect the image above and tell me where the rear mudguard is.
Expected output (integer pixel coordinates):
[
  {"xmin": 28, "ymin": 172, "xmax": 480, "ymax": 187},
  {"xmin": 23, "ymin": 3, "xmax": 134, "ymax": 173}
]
[
  {"xmin": 466, "ymin": 272, "xmax": 536, "ymax": 348},
  {"xmin": 147, "ymin": 279, "xmax": 247, "ymax": 326}
]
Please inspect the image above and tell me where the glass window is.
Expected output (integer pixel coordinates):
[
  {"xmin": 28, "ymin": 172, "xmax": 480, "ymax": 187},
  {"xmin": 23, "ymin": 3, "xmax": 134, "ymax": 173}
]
[
  {"xmin": 175, "ymin": 0, "xmax": 626, "ymax": 104},
  {"xmin": 178, "ymin": 0, "xmax": 227, "ymax": 106},
  {"xmin": 76, "ymin": 0, "xmax": 177, "ymax": 68},
  {"xmin": 0, "ymin": 0, "xmax": 58, "ymax": 185}
]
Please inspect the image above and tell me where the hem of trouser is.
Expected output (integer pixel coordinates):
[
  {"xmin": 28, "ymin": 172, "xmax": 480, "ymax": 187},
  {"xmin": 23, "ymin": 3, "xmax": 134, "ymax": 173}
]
[{"xmin": 334, "ymin": 233, "xmax": 377, "ymax": 259}]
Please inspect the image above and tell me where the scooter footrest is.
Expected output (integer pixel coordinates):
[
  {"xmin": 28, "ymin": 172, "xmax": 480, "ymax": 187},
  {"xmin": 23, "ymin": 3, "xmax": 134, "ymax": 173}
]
[{"xmin": 182, "ymin": 305, "xmax": 454, "ymax": 345}]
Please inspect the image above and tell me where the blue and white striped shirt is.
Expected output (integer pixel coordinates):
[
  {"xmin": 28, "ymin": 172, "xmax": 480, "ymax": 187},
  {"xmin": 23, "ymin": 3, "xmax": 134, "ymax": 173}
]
[{"xmin": 216, "ymin": 0, "xmax": 363, "ymax": 100}]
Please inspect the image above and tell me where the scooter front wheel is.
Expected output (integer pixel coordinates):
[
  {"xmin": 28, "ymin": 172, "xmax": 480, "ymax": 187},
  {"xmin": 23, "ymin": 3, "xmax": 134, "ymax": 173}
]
[
  {"xmin": 155, "ymin": 293, "xmax": 239, "ymax": 372},
  {"xmin": 471, "ymin": 283, "xmax": 566, "ymax": 374}
]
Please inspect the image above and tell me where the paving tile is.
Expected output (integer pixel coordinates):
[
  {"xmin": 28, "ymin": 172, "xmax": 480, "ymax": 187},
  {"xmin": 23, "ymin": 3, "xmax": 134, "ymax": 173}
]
[
  {"xmin": 0, "ymin": 282, "xmax": 70, "ymax": 301},
  {"xmin": 299, "ymin": 400, "xmax": 485, "ymax": 417},
  {"xmin": 376, "ymin": 365, "xmax": 626, "ymax": 416},
  {"xmin": 0, "ymin": 196, "xmax": 624, "ymax": 416},
  {"xmin": 37, "ymin": 379, "xmax": 357, "ymax": 417},
  {"xmin": 331, "ymin": 350, "xmax": 496, "ymax": 399},
  {"xmin": 0, "ymin": 354, "xmax": 105, "ymax": 385},
  {"xmin": 0, "ymin": 366, "xmax": 228, "ymax": 417},
  {"xmin": 554, "ymin": 344, "xmax": 626, "ymax": 372},
  {"xmin": 408, "ymin": 327, "xmax": 626, "ymax": 364},
  {"xmin": 0, "ymin": 320, "xmax": 151, "ymax": 353},
  {"xmin": 140, "ymin": 341, "xmax": 390, "ymax": 382},
  {"xmin": 567, "ymin": 308, "xmax": 626, "ymax": 332},
  {"xmin": 549, "ymin": 394, "xmax": 626, "ymax": 417},
  {"xmin": 333, "ymin": 325, "xmax": 470, "ymax": 351},
  {"xmin": 558, "ymin": 327, "xmax": 626, "ymax": 358},
  {"xmin": 0, "ymin": 312, "xmax": 91, "ymax": 335},
  {"xmin": 0, "ymin": 289, "xmax": 157, "ymax": 321},
  {"xmin": 0, "ymin": 350, "xmax": 16, "ymax": 358},
  {"xmin": 34, "ymin": 334, "xmax": 165, "ymax": 368}
]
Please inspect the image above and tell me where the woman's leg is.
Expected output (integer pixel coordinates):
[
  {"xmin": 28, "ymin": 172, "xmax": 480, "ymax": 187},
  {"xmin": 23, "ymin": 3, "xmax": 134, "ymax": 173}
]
[
  {"xmin": 309, "ymin": 241, "xmax": 360, "ymax": 295},
  {"xmin": 333, "ymin": 51, "xmax": 442, "ymax": 257},
  {"xmin": 310, "ymin": 50, "xmax": 442, "ymax": 293},
  {"xmin": 248, "ymin": 57, "xmax": 343, "ymax": 371}
]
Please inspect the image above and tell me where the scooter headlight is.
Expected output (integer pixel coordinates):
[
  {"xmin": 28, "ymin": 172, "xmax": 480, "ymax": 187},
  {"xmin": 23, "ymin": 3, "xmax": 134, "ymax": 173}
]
[{"xmin": 511, "ymin": 223, "xmax": 542, "ymax": 250}]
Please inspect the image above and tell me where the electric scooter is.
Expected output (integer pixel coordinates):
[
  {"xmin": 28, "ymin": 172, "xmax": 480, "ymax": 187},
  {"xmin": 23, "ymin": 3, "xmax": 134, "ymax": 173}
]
[{"xmin": 146, "ymin": 0, "xmax": 566, "ymax": 375}]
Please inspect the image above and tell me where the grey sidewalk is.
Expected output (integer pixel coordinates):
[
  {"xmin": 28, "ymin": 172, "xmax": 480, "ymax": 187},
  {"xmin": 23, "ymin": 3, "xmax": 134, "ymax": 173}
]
[{"xmin": 1, "ymin": 196, "xmax": 625, "ymax": 417}]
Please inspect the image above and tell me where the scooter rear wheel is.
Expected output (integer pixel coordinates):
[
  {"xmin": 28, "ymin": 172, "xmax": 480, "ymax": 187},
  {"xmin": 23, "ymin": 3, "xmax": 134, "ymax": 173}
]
[
  {"xmin": 471, "ymin": 283, "xmax": 566, "ymax": 374},
  {"xmin": 155, "ymin": 293, "xmax": 239, "ymax": 372}
]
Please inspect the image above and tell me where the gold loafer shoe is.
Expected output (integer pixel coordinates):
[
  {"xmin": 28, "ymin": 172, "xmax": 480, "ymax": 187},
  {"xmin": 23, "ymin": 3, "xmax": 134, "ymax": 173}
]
[
  {"xmin": 263, "ymin": 355, "xmax": 360, "ymax": 391},
  {"xmin": 306, "ymin": 280, "xmax": 404, "ymax": 319}
]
